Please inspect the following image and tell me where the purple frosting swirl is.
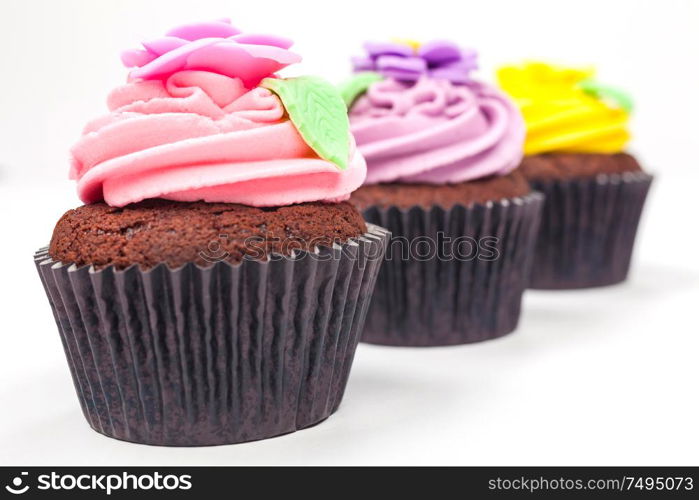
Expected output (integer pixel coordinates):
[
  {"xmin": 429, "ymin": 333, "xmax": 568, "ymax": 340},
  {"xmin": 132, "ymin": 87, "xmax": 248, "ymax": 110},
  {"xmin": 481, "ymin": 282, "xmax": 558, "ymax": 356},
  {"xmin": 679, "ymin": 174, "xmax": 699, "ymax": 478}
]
[
  {"xmin": 352, "ymin": 40, "xmax": 478, "ymax": 84},
  {"xmin": 349, "ymin": 77, "xmax": 525, "ymax": 185}
]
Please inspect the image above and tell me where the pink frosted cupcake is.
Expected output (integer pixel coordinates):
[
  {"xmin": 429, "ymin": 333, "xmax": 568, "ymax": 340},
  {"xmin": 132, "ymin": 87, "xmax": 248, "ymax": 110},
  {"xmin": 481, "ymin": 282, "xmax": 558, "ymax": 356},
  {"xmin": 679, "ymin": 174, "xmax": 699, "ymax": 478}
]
[
  {"xmin": 35, "ymin": 19, "xmax": 389, "ymax": 446},
  {"xmin": 342, "ymin": 40, "xmax": 543, "ymax": 346}
]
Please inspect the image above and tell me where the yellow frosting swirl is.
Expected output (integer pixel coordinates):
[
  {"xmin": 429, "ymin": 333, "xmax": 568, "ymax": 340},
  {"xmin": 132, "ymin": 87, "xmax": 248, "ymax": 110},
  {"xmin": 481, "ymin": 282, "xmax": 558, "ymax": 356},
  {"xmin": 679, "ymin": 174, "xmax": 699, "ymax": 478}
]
[{"xmin": 497, "ymin": 62, "xmax": 631, "ymax": 155}]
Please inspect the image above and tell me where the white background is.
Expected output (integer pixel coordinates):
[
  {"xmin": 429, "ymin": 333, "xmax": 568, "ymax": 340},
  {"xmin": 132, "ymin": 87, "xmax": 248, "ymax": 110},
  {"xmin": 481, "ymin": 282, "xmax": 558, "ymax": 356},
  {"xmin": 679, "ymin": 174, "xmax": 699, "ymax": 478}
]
[{"xmin": 1, "ymin": 0, "xmax": 698, "ymax": 465}]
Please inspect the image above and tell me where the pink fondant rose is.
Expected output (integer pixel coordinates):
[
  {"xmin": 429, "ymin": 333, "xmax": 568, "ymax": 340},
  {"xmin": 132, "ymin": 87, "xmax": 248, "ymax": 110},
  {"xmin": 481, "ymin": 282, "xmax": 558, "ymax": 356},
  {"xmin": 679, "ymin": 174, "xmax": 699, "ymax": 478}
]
[{"xmin": 121, "ymin": 18, "xmax": 301, "ymax": 88}]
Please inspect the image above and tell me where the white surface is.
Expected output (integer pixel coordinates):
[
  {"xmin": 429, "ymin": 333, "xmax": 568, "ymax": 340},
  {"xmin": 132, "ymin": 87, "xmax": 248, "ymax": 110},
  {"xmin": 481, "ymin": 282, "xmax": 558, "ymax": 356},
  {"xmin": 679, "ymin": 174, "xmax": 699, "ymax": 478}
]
[{"xmin": 1, "ymin": 0, "xmax": 698, "ymax": 465}]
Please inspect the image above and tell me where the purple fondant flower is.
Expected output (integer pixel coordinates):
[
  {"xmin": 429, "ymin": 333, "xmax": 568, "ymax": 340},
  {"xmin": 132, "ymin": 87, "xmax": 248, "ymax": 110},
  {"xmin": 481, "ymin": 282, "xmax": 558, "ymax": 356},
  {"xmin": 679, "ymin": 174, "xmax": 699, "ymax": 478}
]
[
  {"xmin": 352, "ymin": 40, "xmax": 478, "ymax": 84},
  {"xmin": 121, "ymin": 18, "xmax": 301, "ymax": 88}
]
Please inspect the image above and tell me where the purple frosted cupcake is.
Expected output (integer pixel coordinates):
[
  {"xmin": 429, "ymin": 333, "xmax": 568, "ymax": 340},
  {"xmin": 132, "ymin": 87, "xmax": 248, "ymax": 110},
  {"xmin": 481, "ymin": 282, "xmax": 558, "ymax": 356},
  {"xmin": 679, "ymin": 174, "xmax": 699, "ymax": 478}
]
[{"xmin": 341, "ymin": 41, "xmax": 543, "ymax": 346}]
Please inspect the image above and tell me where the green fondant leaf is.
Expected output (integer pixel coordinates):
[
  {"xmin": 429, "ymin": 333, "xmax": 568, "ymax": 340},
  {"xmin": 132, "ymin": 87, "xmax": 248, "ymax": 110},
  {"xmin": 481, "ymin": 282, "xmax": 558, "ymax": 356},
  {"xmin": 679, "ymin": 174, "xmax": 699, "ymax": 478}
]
[
  {"xmin": 261, "ymin": 76, "xmax": 350, "ymax": 170},
  {"xmin": 338, "ymin": 72, "xmax": 383, "ymax": 108},
  {"xmin": 579, "ymin": 79, "xmax": 634, "ymax": 113}
]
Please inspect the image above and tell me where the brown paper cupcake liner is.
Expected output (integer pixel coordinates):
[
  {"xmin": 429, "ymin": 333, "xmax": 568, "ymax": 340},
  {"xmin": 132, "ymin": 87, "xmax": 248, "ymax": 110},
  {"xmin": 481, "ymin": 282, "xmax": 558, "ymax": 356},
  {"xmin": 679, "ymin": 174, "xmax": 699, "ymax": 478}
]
[
  {"xmin": 34, "ymin": 224, "xmax": 389, "ymax": 446},
  {"xmin": 360, "ymin": 192, "xmax": 544, "ymax": 346},
  {"xmin": 528, "ymin": 172, "xmax": 653, "ymax": 289}
]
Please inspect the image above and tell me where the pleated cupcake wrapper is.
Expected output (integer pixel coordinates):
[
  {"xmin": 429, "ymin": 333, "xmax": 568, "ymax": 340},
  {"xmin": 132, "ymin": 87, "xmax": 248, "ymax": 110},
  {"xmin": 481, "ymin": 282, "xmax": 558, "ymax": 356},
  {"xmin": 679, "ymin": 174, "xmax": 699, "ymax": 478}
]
[
  {"xmin": 360, "ymin": 192, "xmax": 544, "ymax": 346},
  {"xmin": 34, "ymin": 224, "xmax": 389, "ymax": 446},
  {"xmin": 528, "ymin": 172, "xmax": 653, "ymax": 289}
]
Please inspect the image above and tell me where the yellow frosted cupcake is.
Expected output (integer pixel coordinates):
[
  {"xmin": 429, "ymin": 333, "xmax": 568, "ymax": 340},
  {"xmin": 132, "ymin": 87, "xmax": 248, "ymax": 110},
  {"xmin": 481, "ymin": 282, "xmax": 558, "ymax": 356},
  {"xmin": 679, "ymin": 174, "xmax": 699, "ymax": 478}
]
[{"xmin": 498, "ymin": 62, "xmax": 653, "ymax": 289}]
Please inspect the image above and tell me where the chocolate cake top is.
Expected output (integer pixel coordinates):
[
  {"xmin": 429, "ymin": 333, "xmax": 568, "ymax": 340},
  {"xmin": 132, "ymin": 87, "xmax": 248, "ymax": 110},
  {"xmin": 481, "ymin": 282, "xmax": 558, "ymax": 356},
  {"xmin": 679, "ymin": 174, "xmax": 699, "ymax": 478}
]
[
  {"xmin": 49, "ymin": 200, "xmax": 366, "ymax": 270},
  {"xmin": 519, "ymin": 153, "xmax": 643, "ymax": 181},
  {"xmin": 350, "ymin": 170, "xmax": 530, "ymax": 210}
]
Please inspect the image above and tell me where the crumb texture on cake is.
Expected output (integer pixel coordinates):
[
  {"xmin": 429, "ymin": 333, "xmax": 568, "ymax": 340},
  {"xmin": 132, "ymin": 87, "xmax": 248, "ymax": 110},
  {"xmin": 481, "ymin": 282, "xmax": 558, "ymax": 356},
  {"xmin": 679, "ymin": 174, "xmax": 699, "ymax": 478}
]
[
  {"xmin": 49, "ymin": 200, "xmax": 367, "ymax": 269},
  {"xmin": 519, "ymin": 153, "xmax": 643, "ymax": 181},
  {"xmin": 350, "ymin": 170, "xmax": 530, "ymax": 210}
]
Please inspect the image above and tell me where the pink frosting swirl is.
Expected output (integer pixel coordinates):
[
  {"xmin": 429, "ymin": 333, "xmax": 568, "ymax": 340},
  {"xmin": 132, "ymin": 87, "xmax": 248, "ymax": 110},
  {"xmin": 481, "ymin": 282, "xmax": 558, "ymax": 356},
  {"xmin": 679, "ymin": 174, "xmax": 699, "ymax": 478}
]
[
  {"xmin": 349, "ymin": 77, "xmax": 524, "ymax": 184},
  {"xmin": 71, "ymin": 71, "xmax": 366, "ymax": 207}
]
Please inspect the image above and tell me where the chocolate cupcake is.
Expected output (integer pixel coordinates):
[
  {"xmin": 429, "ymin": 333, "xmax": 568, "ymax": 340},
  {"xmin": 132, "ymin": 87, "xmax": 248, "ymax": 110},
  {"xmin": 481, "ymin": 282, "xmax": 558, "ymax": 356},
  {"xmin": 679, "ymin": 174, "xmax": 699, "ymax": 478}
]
[
  {"xmin": 341, "ymin": 41, "xmax": 543, "ymax": 346},
  {"xmin": 498, "ymin": 63, "xmax": 653, "ymax": 289},
  {"xmin": 35, "ymin": 19, "xmax": 389, "ymax": 446}
]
